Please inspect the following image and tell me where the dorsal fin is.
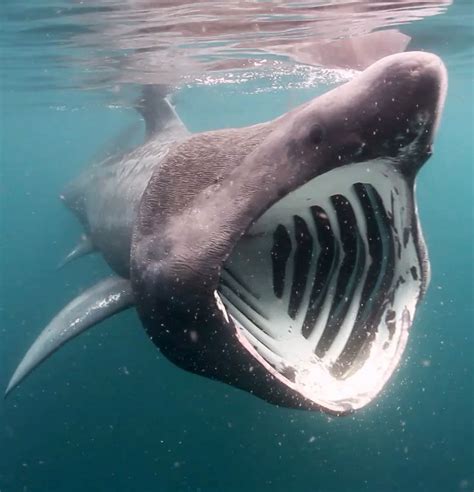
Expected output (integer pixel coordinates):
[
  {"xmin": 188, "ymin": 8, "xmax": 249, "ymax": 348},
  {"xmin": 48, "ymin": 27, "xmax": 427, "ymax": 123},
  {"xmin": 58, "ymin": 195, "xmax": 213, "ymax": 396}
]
[{"xmin": 135, "ymin": 85, "xmax": 186, "ymax": 141}]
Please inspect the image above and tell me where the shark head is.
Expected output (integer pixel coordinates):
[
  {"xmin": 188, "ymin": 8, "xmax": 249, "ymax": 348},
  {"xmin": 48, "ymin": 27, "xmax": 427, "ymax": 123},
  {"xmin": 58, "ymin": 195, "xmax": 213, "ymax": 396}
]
[{"xmin": 131, "ymin": 52, "xmax": 447, "ymax": 414}]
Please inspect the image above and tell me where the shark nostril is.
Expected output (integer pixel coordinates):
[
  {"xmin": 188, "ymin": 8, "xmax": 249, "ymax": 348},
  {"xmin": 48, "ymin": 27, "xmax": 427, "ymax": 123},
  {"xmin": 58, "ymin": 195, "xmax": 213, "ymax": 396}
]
[{"xmin": 409, "ymin": 110, "xmax": 431, "ymax": 137}]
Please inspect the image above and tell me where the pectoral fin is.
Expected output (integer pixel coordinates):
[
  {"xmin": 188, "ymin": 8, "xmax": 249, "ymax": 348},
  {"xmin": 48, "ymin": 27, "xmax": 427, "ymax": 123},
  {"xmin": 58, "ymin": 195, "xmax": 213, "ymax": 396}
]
[
  {"xmin": 57, "ymin": 234, "xmax": 95, "ymax": 269},
  {"xmin": 5, "ymin": 277, "xmax": 134, "ymax": 398}
]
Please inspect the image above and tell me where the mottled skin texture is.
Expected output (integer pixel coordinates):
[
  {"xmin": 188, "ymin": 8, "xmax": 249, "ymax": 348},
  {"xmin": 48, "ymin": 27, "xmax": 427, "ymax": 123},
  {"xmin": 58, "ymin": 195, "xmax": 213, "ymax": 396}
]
[{"xmin": 63, "ymin": 52, "xmax": 446, "ymax": 412}]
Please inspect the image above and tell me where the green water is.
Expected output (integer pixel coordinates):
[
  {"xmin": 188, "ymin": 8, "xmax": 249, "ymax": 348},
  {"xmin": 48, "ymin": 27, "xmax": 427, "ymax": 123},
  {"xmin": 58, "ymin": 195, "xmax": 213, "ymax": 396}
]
[{"xmin": 0, "ymin": 1, "xmax": 473, "ymax": 491}]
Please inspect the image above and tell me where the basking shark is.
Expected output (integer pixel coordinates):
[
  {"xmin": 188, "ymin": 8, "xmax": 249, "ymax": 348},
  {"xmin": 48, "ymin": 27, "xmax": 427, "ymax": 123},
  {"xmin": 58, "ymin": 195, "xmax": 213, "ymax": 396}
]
[{"xmin": 5, "ymin": 52, "xmax": 447, "ymax": 415}]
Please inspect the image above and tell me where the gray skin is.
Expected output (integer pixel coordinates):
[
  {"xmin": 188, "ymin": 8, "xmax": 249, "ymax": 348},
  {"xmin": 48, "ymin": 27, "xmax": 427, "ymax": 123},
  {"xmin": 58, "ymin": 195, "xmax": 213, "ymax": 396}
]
[{"xmin": 8, "ymin": 52, "xmax": 447, "ymax": 413}]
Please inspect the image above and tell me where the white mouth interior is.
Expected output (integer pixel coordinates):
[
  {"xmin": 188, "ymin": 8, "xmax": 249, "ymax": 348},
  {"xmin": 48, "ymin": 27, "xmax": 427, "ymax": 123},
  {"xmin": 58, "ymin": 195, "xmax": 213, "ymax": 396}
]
[{"xmin": 218, "ymin": 160, "xmax": 425, "ymax": 413}]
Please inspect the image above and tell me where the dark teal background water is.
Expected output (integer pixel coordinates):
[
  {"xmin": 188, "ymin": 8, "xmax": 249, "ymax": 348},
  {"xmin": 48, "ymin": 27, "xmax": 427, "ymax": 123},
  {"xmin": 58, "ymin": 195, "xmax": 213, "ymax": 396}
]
[{"xmin": 1, "ymin": 3, "xmax": 473, "ymax": 492}]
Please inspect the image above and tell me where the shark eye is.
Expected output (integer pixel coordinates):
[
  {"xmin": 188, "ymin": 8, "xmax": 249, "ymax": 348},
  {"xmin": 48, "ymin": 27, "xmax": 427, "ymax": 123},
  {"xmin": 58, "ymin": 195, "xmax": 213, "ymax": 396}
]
[{"xmin": 307, "ymin": 123, "xmax": 324, "ymax": 146}]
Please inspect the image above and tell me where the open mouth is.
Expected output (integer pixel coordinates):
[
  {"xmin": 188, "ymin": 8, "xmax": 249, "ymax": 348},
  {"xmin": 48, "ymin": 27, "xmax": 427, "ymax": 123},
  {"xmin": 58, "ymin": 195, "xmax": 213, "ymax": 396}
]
[{"xmin": 218, "ymin": 159, "xmax": 426, "ymax": 413}]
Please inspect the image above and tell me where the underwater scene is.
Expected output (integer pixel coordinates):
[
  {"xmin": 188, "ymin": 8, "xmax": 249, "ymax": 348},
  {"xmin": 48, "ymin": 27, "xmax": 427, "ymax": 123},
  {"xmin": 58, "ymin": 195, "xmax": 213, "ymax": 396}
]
[{"xmin": 0, "ymin": 1, "xmax": 473, "ymax": 491}]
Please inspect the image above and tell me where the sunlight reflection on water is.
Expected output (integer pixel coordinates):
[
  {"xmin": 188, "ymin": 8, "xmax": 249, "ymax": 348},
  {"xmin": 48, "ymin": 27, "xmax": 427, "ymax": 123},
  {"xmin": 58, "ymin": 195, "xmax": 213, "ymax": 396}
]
[{"xmin": 2, "ymin": 0, "xmax": 463, "ymax": 96}]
